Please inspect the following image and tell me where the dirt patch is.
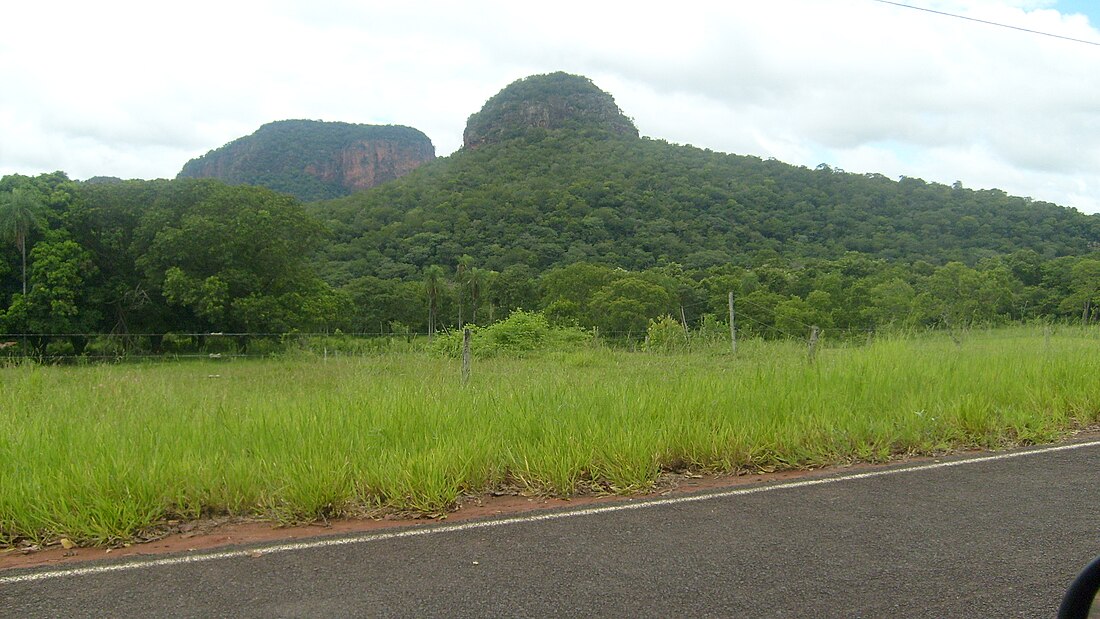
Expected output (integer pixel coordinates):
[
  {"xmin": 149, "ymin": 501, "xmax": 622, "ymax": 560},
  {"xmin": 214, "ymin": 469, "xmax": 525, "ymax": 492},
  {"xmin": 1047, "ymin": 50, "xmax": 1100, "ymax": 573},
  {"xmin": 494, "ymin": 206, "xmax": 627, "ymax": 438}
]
[
  {"xmin": 0, "ymin": 460, "xmax": 930, "ymax": 571},
  {"xmin": 4, "ymin": 429, "xmax": 1098, "ymax": 573}
]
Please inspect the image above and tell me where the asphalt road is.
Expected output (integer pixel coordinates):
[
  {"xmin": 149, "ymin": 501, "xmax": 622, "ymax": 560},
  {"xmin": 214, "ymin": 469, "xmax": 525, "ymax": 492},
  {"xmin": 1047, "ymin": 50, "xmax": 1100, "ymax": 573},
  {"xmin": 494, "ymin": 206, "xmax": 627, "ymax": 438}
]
[{"xmin": 2, "ymin": 440, "xmax": 1098, "ymax": 618}]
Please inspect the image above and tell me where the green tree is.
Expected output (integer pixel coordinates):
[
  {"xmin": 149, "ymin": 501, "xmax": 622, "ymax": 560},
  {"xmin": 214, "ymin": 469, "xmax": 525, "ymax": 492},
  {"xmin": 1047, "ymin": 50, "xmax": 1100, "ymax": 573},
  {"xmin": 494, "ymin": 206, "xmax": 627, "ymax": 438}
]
[
  {"xmin": 465, "ymin": 265, "xmax": 489, "ymax": 325},
  {"xmin": 3, "ymin": 233, "xmax": 100, "ymax": 352},
  {"xmin": 0, "ymin": 188, "xmax": 46, "ymax": 296},
  {"xmin": 342, "ymin": 276, "xmax": 422, "ymax": 333},
  {"xmin": 922, "ymin": 262, "xmax": 985, "ymax": 329},
  {"xmin": 136, "ymin": 182, "xmax": 328, "ymax": 334},
  {"xmin": 423, "ymin": 265, "xmax": 445, "ymax": 338},
  {"xmin": 539, "ymin": 262, "xmax": 617, "ymax": 326},
  {"xmin": 865, "ymin": 277, "xmax": 917, "ymax": 328},
  {"xmin": 491, "ymin": 264, "xmax": 539, "ymax": 314},
  {"xmin": 455, "ymin": 254, "xmax": 474, "ymax": 328},
  {"xmin": 774, "ymin": 297, "xmax": 816, "ymax": 339},
  {"xmin": 1059, "ymin": 258, "xmax": 1100, "ymax": 323},
  {"xmin": 589, "ymin": 276, "xmax": 674, "ymax": 335}
]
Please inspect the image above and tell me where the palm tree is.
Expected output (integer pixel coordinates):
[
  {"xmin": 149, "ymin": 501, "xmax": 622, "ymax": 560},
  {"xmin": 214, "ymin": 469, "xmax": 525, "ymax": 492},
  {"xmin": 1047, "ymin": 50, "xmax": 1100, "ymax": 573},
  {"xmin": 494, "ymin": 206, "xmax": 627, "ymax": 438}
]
[
  {"xmin": 467, "ymin": 267, "xmax": 488, "ymax": 324},
  {"xmin": 423, "ymin": 265, "xmax": 445, "ymax": 340},
  {"xmin": 0, "ymin": 188, "xmax": 46, "ymax": 296},
  {"xmin": 455, "ymin": 254, "xmax": 474, "ymax": 328}
]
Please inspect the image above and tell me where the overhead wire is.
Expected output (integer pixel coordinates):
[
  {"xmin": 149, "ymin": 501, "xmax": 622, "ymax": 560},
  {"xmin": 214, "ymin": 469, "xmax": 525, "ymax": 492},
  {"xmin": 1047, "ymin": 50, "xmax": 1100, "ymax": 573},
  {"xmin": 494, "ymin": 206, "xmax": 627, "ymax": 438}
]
[{"xmin": 868, "ymin": 0, "xmax": 1100, "ymax": 47}]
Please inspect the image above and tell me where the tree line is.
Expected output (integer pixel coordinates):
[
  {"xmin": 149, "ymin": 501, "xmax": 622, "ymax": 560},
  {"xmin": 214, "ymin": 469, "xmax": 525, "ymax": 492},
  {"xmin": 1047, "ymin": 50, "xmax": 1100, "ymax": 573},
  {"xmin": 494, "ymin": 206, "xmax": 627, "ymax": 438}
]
[
  {"xmin": 340, "ymin": 250, "xmax": 1100, "ymax": 339},
  {"xmin": 0, "ymin": 174, "xmax": 341, "ymax": 353},
  {"xmin": 1, "ymin": 172, "xmax": 1097, "ymax": 356}
]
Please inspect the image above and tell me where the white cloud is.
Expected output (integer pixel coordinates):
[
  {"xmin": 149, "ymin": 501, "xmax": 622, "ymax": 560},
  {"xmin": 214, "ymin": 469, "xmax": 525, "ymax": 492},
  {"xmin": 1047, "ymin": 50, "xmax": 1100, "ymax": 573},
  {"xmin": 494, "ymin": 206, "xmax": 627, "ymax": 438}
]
[{"xmin": 1, "ymin": 0, "xmax": 1098, "ymax": 214}]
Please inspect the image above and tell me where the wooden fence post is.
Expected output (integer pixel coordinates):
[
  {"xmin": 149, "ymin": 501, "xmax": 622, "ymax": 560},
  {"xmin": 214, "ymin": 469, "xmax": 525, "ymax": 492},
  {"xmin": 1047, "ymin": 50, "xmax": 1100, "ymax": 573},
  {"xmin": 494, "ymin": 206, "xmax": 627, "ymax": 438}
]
[{"xmin": 808, "ymin": 326, "xmax": 820, "ymax": 364}]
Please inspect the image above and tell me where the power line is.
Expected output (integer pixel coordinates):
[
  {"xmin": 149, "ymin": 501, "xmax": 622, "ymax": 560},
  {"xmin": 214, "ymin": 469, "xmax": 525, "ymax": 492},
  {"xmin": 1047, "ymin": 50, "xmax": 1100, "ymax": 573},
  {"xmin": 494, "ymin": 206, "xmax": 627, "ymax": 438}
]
[{"xmin": 869, "ymin": 0, "xmax": 1100, "ymax": 47}]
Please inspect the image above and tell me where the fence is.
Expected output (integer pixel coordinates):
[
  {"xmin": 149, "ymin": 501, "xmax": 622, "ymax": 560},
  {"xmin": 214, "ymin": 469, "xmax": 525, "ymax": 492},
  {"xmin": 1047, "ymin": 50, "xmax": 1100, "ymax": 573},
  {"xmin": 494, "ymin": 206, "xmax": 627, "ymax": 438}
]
[{"xmin": 1, "ymin": 318, "xmax": 1089, "ymax": 364}]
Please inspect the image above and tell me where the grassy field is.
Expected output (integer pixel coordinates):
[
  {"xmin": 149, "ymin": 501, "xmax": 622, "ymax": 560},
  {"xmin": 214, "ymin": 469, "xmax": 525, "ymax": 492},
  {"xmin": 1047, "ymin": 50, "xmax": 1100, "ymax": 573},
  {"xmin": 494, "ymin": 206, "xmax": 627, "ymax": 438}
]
[{"xmin": 1, "ymin": 326, "xmax": 1098, "ymax": 547}]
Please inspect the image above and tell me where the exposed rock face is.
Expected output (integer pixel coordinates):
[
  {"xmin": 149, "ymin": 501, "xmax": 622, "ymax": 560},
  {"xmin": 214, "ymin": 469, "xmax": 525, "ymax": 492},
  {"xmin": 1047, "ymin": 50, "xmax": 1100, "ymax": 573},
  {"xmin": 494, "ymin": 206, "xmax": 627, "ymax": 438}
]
[
  {"xmin": 463, "ymin": 72, "xmax": 639, "ymax": 149},
  {"xmin": 178, "ymin": 120, "xmax": 435, "ymax": 201},
  {"xmin": 303, "ymin": 138, "xmax": 431, "ymax": 192}
]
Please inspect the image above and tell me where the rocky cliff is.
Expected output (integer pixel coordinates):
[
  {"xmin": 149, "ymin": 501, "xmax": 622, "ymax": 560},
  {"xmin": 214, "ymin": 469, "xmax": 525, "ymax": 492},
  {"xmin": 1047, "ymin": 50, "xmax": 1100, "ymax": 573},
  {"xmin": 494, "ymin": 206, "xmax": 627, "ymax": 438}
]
[
  {"xmin": 178, "ymin": 120, "xmax": 435, "ymax": 201},
  {"xmin": 463, "ymin": 72, "xmax": 639, "ymax": 149}
]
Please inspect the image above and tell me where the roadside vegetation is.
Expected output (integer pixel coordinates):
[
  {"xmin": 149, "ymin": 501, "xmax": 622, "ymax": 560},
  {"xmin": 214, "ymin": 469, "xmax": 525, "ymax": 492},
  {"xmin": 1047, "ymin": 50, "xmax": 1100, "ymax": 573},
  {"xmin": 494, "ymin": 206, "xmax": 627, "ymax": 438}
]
[
  {"xmin": 1, "ymin": 324, "xmax": 1097, "ymax": 548},
  {"xmin": 5, "ymin": 72, "xmax": 1099, "ymax": 553}
]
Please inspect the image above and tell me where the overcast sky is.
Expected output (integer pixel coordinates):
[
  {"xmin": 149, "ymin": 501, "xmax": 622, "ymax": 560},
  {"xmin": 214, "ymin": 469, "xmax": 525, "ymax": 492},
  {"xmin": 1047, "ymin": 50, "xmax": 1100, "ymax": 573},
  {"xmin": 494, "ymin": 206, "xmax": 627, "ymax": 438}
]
[{"xmin": 1, "ymin": 0, "xmax": 1098, "ymax": 213}]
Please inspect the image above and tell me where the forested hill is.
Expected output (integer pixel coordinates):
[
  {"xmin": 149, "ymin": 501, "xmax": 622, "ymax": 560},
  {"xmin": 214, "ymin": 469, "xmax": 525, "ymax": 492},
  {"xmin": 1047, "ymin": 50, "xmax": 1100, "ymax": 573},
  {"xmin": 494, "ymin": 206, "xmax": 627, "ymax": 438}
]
[
  {"xmin": 309, "ymin": 73, "xmax": 1100, "ymax": 285},
  {"xmin": 463, "ymin": 72, "xmax": 639, "ymax": 148},
  {"xmin": 178, "ymin": 120, "xmax": 435, "ymax": 202},
  {"xmin": 3, "ymin": 72, "xmax": 1099, "ymax": 346}
]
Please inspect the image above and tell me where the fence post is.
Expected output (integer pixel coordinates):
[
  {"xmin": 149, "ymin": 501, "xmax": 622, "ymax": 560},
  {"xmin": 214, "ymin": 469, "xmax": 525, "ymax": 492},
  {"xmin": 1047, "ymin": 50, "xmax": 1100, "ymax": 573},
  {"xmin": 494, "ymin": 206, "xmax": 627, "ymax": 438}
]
[
  {"xmin": 808, "ymin": 325, "xmax": 820, "ymax": 364},
  {"xmin": 728, "ymin": 291, "xmax": 737, "ymax": 355},
  {"xmin": 462, "ymin": 328, "xmax": 471, "ymax": 385}
]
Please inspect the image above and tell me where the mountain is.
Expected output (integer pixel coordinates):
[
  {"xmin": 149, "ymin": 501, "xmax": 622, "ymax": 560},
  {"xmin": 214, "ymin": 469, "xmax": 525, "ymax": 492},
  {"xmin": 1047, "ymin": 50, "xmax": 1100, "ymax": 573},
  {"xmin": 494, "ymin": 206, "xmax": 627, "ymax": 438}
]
[
  {"xmin": 178, "ymin": 120, "xmax": 435, "ymax": 201},
  {"xmin": 308, "ymin": 72, "xmax": 1100, "ymax": 284},
  {"xmin": 463, "ymin": 72, "xmax": 638, "ymax": 149}
]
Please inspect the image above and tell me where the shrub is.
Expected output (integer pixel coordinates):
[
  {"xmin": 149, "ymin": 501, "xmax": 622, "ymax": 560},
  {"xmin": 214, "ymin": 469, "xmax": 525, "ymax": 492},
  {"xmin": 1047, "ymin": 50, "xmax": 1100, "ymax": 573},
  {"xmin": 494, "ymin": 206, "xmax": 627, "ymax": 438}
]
[
  {"xmin": 644, "ymin": 315, "xmax": 688, "ymax": 352},
  {"xmin": 433, "ymin": 310, "xmax": 591, "ymax": 357}
]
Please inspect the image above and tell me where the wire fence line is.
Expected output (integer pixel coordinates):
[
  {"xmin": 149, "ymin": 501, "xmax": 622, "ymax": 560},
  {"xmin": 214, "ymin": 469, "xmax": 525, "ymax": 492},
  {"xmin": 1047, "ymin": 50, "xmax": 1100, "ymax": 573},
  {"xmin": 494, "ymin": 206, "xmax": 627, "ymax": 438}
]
[
  {"xmin": 1, "ymin": 316, "xmax": 1089, "ymax": 363},
  {"xmin": 0, "ymin": 325, "xmax": 830, "ymax": 362}
]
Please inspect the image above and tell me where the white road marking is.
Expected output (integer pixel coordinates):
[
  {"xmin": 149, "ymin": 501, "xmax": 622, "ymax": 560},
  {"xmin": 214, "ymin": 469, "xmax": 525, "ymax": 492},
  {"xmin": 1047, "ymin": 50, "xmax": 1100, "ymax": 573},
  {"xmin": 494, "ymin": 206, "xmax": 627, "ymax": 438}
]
[{"xmin": 2, "ymin": 438, "xmax": 1098, "ymax": 585}]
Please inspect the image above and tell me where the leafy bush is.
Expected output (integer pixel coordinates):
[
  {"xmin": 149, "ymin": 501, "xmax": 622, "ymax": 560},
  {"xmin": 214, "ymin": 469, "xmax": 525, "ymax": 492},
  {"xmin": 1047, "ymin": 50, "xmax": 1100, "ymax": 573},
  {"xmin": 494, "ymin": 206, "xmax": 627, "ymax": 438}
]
[
  {"xmin": 643, "ymin": 315, "xmax": 688, "ymax": 352},
  {"xmin": 433, "ymin": 310, "xmax": 590, "ymax": 357},
  {"xmin": 696, "ymin": 313, "xmax": 730, "ymax": 344}
]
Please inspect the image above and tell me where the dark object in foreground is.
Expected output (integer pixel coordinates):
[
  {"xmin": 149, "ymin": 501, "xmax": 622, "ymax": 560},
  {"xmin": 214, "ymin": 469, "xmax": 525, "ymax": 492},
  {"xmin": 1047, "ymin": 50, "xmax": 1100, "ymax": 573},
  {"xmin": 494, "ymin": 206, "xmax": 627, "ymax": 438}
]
[{"xmin": 1059, "ymin": 555, "xmax": 1100, "ymax": 618}]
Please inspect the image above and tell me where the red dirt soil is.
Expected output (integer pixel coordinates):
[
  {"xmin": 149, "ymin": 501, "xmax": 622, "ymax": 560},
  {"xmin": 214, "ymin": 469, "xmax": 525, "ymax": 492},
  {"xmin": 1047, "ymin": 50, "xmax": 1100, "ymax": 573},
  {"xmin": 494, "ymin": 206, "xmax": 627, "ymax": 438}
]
[
  {"xmin": 0, "ymin": 461, "xmax": 937, "ymax": 571},
  {"xmin": 4, "ymin": 429, "xmax": 1098, "ymax": 573}
]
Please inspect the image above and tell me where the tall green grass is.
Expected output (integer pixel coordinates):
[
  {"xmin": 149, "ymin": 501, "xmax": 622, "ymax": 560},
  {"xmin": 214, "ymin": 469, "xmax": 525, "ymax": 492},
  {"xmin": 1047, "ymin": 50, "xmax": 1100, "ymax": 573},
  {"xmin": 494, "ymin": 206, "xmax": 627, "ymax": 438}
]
[{"xmin": 1, "ymin": 326, "xmax": 1097, "ymax": 546}]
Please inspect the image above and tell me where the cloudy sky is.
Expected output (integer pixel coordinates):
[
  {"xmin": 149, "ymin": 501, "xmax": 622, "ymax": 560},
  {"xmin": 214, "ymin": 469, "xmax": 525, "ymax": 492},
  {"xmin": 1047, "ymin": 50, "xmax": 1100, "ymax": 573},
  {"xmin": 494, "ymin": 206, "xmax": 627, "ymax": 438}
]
[{"xmin": 2, "ymin": 0, "xmax": 1098, "ymax": 213}]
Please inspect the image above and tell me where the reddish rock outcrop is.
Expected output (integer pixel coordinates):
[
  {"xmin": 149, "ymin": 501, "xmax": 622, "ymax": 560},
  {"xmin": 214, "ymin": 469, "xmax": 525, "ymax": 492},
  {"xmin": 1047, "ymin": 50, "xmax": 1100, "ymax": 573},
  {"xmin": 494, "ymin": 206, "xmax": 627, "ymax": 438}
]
[
  {"xmin": 178, "ymin": 120, "xmax": 435, "ymax": 201},
  {"xmin": 304, "ymin": 138, "xmax": 433, "ymax": 193}
]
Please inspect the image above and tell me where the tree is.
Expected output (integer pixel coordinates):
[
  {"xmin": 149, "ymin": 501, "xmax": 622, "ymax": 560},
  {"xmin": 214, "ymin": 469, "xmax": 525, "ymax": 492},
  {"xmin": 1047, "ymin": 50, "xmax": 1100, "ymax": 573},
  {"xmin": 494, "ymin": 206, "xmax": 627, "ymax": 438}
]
[
  {"xmin": 491, "ymin": 264, "xmax": 539, "ymax": 314},
  {"xmin": 922, "ymin": 262, "xmax": 985, "ymax": 329},
  {"xmin": 136, "ymin": 181, "xmax": 328, "ymax": 335},
  {"xmin": 455, "ymin": 254, "xmax": 474, "ymax": 328},
  {"xmin": 2, "ymin": 233, "xmax": 100, "ymax": 353},
  {"xmin": 423, "ymin": 265, "xmax": 445, "ymax": 339},
  {"xmin": 589, "ymin": 276, "xmax": 674, "ymax": 335},
  {"xmin": 0, "ymin": 188, "xmax": 46, "ymax": 296},
  {"xmin": 466, "ymin": 266, "xmax": 488, "ymax": 324},
  {"xmin": 865, "ymin": 277, "xmax": 917, "ymax": 328},
  {"xmin": 1059, "ymin": 258, "xmax": 1100, "ymax": 323},
  {"xmin": 342, "ymin": 276, "xmax": 421, "ymax": 333},
  {"xmin": 774, "ymin": 297, "xmax": 816, "ymax": 339},
  {"xmin": 539, "ymin": 262, "xmax": 617, "ymax": 325}
]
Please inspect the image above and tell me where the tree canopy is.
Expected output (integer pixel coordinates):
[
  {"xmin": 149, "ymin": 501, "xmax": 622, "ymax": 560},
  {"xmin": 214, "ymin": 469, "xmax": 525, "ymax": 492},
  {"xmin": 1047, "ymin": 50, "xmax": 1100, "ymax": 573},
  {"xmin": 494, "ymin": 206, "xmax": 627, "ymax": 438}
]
[
  {"xmin": 310, "ymin": 127, "xmax": 1099, "ymax": 285},
  {"xmin": 0, "ymin": 175, "xmax": 340, "ymax": 347}
]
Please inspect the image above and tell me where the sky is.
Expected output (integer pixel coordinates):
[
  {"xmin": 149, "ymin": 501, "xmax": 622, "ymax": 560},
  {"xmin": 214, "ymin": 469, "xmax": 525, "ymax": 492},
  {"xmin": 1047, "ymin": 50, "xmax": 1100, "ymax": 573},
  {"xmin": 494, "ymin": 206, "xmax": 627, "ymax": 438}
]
[{"xmin": 1, "ymin": 0, "xmax": 1098, "ymax": 214}]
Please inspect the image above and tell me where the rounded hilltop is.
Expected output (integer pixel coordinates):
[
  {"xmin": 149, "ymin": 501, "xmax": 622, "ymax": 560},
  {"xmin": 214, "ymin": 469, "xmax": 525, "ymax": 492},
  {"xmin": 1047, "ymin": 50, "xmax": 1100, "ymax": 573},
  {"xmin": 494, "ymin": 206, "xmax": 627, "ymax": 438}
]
[{"xmin": 463, "ymin": 72, "xmax": 639, "ymax": 149}]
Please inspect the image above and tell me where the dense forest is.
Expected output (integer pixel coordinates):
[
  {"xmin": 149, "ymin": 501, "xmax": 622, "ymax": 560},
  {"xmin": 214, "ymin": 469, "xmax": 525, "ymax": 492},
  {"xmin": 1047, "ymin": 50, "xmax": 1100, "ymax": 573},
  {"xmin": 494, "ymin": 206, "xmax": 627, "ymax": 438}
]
[
  {"xmin": 1, "ymin": 72, "xmax": 1099, "ymax": 354},
  {"xmin": 312, "ymin": 132, "xmax": 1099, "ymax": 280},
  {"xmin": 0, "ymin": 174, "xmax": 343, "ymax": 353}
]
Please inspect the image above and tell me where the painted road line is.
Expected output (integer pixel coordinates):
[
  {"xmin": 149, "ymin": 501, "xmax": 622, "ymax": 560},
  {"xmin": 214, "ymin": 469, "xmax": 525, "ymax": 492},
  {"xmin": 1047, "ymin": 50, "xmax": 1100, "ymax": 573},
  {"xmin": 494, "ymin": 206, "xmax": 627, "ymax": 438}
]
[{"xmin": 2, "ymin": 438, "xmax": 1098, "ymax": 586}]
